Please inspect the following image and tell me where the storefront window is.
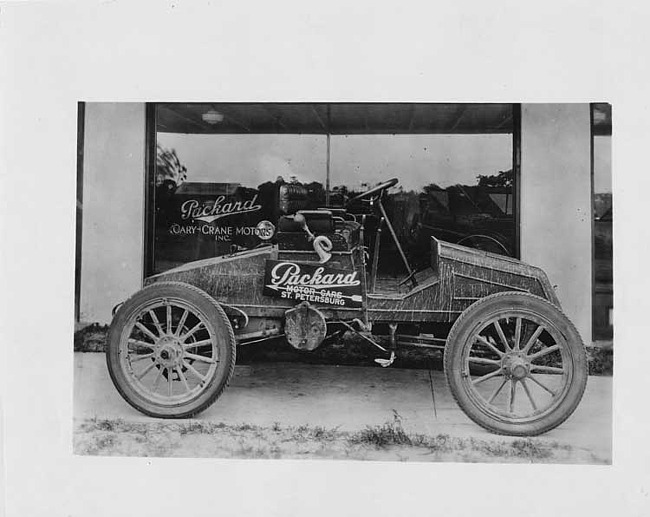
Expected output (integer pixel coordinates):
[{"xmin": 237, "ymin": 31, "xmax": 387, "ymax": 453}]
[
  {"xmin": 149, "ymin": 103, "xmax": 516, "ymax": 278},
  {"xmin": 592, "ymin": 103, "xmax": 613, "ymax": 341}
]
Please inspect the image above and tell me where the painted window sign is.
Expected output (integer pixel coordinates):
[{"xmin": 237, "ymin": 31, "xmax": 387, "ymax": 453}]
[
  {"xmin": 179, "ymin": 194, "xmax": 262, "ymax": 222},
  {"xmin": 153, "ymin": 180, "xmax": 281, "ymax": 273},
  {"xmin": 263, "ymin": 260, "xmax": 363, "ymax": 308},
  {"xmin": 166, "ymin": 188, "xmax": 272, "ymax": 239}
]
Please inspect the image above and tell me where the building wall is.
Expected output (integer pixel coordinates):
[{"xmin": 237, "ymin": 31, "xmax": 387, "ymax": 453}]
[
  {"xmin": 79, "ymin": 103, "xmax": 146, "ymax": 322},
  {"xmin": 520, "ymin": 103, "xmax": 592, "ymax": 342}
]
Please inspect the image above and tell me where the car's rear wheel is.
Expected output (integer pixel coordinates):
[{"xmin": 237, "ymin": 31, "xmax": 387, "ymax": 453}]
[
  {"xmin": 106, "ymin": 282, "xmax": 236, "ymax": 418},
  {"xmin": 444, "ymin": 292, "xmax": 587, "ymax": 436}
]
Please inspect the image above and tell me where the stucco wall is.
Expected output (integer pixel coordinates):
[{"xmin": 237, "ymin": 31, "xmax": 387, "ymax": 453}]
[
  {"xmin": 79, "ymin": 103, "xmax": 145, "ymax": 323},
  {"xmin": 520, "ymin": 104, "xmax": 592, "ymax": 342}
]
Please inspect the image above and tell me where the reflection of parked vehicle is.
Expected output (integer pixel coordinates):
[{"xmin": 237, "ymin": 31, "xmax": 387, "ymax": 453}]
[
  {"xmin": 107, "ymin": 178, "xmax": 587, "ymax": 436},
  {"xmin": 413, "ymin": 185, "xmax": 515, "ymax": 256}
]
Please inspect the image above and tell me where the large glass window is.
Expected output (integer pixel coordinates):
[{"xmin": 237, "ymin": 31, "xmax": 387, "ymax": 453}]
[
  {"xmin": 592, "ymin": 103, "xmax": 613, "ymax": 341},
  {"xmin": 149, "ymin": 103, "xmax": 516, "ymax": 279}
]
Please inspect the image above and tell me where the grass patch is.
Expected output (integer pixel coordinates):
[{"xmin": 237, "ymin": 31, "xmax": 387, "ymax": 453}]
[
  {"xmin": 587, "ymin": 346, "xmax": 613, "ymax": 376},
  {"xmin": 347, "ymin": 413, "xmax": 559, "ymax": 460},
  {"xmin": 75, "ymin": 416, "xmax": 590, "ymax": 463},
  {"xmin": 74, "ymin": 323, "xmax": 108, "ymax": 352},
  {"xmin": 349, "ymin": 411, "xmax": 414, "ymax": 447}
]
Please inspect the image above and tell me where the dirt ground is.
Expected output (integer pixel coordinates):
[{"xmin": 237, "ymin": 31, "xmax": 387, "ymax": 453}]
[
  {"xmin": 74, "ymin": 353, "xmax": 613, "ymax": 464},
  {"xmin": 74, "ymin": 417, "xmax": 608, "ymax": 464}
]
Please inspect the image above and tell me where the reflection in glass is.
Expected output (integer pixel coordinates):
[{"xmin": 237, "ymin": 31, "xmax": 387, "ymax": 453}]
[
  {"xmin": 593, "ymin": 133, "xmax": 612, "ymax": 340},
  {"xmin": 151, "ymin": 105, "xmax": 516, "ymax": 285},
  {"xmin": 329, "ymin": 135, "xmax": 514, "ymax": 279},
  {"xmin": 152, "ymin": 134, "xmax": 327, "ymax": 274}
]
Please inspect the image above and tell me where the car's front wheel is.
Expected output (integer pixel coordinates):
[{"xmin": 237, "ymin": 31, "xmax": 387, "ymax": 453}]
[
  {"xmin": 444, "ymin": 292, "xmax": 588, "ymax": 436},
  {"xmin": 106, "ymin": 282, "xmax": 236, "ymax": 418}
]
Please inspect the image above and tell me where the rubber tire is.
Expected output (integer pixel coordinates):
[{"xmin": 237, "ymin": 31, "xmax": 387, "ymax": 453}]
[
  {"xmin": 106, "ymin": 282, "xmax": 236, "ymax": 418},
  {"xmin": 444, "ymin": 292, "xmax": 588, "ymax": 436}
]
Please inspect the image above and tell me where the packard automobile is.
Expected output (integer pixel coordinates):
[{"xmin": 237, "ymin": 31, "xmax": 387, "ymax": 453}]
[{"xmin": 107, "ymin": 178, "xmax": 588, "ymax": 436}]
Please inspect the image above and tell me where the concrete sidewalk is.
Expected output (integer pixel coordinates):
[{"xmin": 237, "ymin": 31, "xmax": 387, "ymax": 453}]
[{"xmin": 74, "ymin": 352, "xmax": 612, "ymax": 462}]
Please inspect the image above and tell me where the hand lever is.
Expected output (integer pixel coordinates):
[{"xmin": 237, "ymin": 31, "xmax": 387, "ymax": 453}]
[
  {"xmin": 293, "ymin": 213, "xmax": 315, "ymax": 241},
  {"xmin": 294, "ymin": 213, "xmax": 332, "ymax": 263}
]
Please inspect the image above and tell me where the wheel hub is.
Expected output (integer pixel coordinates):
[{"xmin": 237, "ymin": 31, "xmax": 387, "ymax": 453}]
[
  {"xmin": 502, "ymin": 353, "xmax": 530, "ymax": 380},
  {"xmin": 156, "ymin": 336, "xmax": 184, "ymax": 368}
]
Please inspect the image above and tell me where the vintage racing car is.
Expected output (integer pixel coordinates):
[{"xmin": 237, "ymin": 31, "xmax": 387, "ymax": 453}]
[{"xmin": 106, "ymin": 178, "xmax": 588, "ymax": 436}]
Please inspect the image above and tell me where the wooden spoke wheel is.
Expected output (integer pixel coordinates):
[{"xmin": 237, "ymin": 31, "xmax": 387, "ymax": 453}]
[
  {"xmin": 444, "ymin": 292, "xmax": 588, "ymax": 436},
  {"xmin": 106, "ymin": 282, "xmax": 236, "ymax": 418}
]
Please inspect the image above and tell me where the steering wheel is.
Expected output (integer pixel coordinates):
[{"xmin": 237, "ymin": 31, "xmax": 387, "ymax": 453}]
[{"xmin": 347, "ymin": 178, "xmax": 399, "ymax": 205}]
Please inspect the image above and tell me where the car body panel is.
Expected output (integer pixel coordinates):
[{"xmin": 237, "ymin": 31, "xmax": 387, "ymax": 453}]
[{"xmin": 146, "ymin": 234, "xmax": 559, "ymax": 328}]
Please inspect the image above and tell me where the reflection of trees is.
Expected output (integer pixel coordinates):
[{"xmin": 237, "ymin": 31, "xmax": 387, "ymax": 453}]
[
  {"xmin": 155, "ymin": 145, "xmax": 189, "ymax": 231},
  {"xmin": 422, "ymin": 182, "xmax": 443, "ymax": 195},
  {"xmin": 156, "ymin": 144, "xmax": 187, "ymax": 187},
  {"xmin": 477, "ymin": 168, "xmax": 513, "ymax": 188}
]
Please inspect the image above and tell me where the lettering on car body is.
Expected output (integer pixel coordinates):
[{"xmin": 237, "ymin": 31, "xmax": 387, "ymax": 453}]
[{"xmin": 263, "ymin": 260, "xmax": 362, "ymax": 308}]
